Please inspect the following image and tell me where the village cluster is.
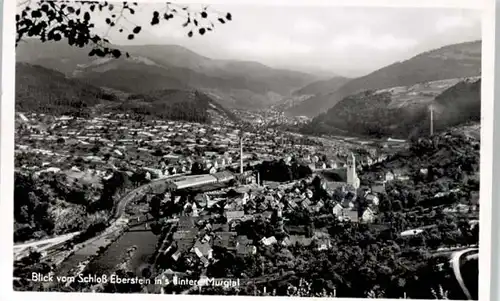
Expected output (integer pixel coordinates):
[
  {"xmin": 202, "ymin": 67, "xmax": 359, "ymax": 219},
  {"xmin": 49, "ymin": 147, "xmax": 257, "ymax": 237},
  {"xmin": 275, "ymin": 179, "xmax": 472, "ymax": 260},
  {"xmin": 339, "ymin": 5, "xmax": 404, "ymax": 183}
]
[
  {"xmin": 14, "ymin": 111, "xmax": 372, "ymax": 185},
  {"xmin": 14, "ymin": 110, "xmax": 479, "ymax": 297}
]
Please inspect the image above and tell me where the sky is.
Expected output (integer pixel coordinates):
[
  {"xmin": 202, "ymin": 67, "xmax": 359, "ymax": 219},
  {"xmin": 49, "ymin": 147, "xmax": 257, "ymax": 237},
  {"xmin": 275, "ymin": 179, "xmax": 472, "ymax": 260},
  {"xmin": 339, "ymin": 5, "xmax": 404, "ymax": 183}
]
[{"xmin": 88, "ymin": 3, "xmax": 481, "ymax": 77}]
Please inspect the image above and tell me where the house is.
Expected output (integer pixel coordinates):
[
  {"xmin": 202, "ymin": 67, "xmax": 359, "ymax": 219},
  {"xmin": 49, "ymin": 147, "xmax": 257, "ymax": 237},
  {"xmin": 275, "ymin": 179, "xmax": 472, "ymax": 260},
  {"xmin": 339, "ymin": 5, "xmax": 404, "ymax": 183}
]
[
  {"xmin": 200, "ymin": 256, "xmax": 210, "ymax": 267},
  {"xmin": 332, "ymin": 203, "xmax": 343, "ymax": 216},
  {"xmin": 315, "ymin": 162, "xmax": 327, "ymax": 170},
  {"xmin": 371, "ymin": 181, "xmax": 385, "ymax": 194},
  {"xmin": 216, "ymin": 158, "xmax": 226, "ymax": 167},
  {"xmin": 365, "ymin": 193, "xmax": 380, "ymax": 206},
  {"xmin": 287, "ymin": 199, "xmax": 299, "ymax": 210},
  {"xmin": 282, "ymin": 235, "xmax": 312, "ymax": 247},
  {"xmin": 246, "ymin": 199, "xmax": 257, "ymax": 211},
  {"xmin": 192, "ymin": 240, "xmax": 213, "ymax": 259},
  {"xmin": 385, "ymin": 172, "xmax": 395, "ymax": 182},
  {"xmin": 201, "ymin": 234, "xmax": 211, "ymax": 243},
  {"xmin": 224, "ymin": 202, "xmax": 239, "ymax": 211},
  {"xmin": 213, "ymin": 171, "xmax": 235, "ymax": 182},
  {"xmin": 301, "ymin": 199, "xmax": 312, "ymax": 209},
  {"xmin": 213, "ymin": 232, "xmax": 238, "ymax": 250},
  {"xmin": 236, "ymin": 236, "xmax": 256, "ymax": 255},
  {"xmin": 262, "ymin": 211, "xmax": 274, "ymax": 220},
  {"xmin": 444, "ymin": 204, "xmax": 470, "ymax": 213},
  {"xmin": 191, "ymin": 203, "xmax": 199, "ymax": 217},
  {"xmin": 360, "ymin": 207, "xmax": 376, "ymax": 223},
  {"xmin": 314, "ymin": 200, "xmax": 325, "ymax": 212},
  {"xmin": 315, "ymin": 238, "xmax": 332, "ymax": 251},
  {"xmin": 260, "ymin": 236, "xmax": 278, "ymax": 246},
  {"xmin": 173, "ymin": 230, "xmax": 196, "ymax": 241},
  {"xmin": 284, "ymin": 225, "xmax": 307, "ymax": 235},
  {"xmin": 328, "ymin": 160, "xmax": 338, "ymax": 169},
  {"xmin": 171, "ymin": 250, "xmax": 182, "ymax": 261},
  {"xmin": 212, "ymin": 224, "xmax": 230, "ymax": 232},
  {"xmin": 341, "ymin": 210, "xmax": 359, "ymax": 223},
  {"xmin": 393, "ymin": 169, "xmax": 410, "ymax": 181},
  {"xmin": 237, "ymin": 244, "xmax": 257, "ymax": 255}
]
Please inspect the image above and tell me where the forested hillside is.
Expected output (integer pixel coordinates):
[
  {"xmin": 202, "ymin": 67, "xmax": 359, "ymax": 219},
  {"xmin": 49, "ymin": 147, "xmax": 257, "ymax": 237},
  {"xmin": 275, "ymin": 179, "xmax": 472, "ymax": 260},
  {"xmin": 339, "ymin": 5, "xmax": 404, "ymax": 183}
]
[
  {"xmin": 112, "ymin": 89, "xmax": 237, "ymax": 123},
  {"xmin": 301, "ymin": 79, "xmax": 480, "ymax": 139},
  {"xmin": 287, "ymin": 41, "xmax": 481, "ymax": 117},
  {"xmin": 16, "ymin": 63, "xmax": 118, "ymax": 117}
]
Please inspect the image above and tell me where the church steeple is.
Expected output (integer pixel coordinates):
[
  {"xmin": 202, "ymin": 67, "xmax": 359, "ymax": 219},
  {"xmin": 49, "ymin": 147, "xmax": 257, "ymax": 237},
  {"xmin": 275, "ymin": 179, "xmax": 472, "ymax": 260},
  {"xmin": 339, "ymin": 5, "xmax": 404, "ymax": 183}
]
[{"xmin": 347, "ymin": 153, "xmax": 360, "ymax": 189}]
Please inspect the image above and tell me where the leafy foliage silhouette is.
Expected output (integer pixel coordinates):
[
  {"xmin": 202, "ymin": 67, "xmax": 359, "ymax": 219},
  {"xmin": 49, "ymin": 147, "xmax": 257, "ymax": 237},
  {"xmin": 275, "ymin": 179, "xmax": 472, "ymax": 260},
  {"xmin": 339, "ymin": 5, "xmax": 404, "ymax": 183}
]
[{"xmin": 16, "ymin": 0, "xmax": 232, "ymax": 58}]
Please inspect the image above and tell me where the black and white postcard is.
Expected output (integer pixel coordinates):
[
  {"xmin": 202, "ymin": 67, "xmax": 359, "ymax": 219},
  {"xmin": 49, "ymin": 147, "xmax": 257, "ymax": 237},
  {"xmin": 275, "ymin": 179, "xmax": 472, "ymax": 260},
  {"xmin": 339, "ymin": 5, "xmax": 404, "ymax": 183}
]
[{"xmin": 1, "ymin": 0, "xmax": 494, "ymax": 300}]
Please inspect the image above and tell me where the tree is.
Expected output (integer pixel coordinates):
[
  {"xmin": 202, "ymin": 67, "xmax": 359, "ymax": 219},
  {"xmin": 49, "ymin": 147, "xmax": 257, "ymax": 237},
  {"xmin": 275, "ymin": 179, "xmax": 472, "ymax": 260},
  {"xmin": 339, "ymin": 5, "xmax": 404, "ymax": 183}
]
[
  {"xmin": 17, "ymin": 1, "xmax": 233, "ymax": 58},
  {"xmin": 392, "ymin": 200, "xmax": 403, "ymax": 212},
  {"xmin": 149, "ymin": 194, "xmax": 163, "ymax": 218},
  {"xmin": 191, "ymin": 162, "xmax": 204, "ymax": 175}
]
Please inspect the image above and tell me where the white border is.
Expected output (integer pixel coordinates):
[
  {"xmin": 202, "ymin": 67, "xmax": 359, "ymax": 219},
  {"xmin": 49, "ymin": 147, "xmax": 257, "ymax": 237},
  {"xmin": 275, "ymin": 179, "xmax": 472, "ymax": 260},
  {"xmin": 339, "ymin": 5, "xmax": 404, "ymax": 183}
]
[
  {"xmin": 479, "ymin": 2, "xmax": 495, "ymax": 301},
  {"xmin": 0, "ymin": 0, "xmax": 493, "ymax": 301}
]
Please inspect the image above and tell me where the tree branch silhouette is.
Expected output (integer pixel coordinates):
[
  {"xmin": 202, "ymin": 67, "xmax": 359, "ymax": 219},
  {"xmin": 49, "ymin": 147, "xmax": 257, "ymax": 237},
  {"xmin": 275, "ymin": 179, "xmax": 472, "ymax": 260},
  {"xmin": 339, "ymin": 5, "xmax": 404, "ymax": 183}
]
[{"xmin": 16, "ymin": 0, "xmax": 232, "ymax": 58}]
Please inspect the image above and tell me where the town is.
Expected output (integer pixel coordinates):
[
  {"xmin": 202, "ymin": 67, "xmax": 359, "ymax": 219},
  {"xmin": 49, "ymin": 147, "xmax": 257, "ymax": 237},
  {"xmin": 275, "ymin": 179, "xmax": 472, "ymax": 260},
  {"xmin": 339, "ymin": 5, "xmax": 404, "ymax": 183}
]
[
  {"xmin": 13, "ymin": 109, "xmax": 479, "ymax": 299},
  {"xmin": 11, "ymin": 2, "xmax": 482, "ymax": 299}
]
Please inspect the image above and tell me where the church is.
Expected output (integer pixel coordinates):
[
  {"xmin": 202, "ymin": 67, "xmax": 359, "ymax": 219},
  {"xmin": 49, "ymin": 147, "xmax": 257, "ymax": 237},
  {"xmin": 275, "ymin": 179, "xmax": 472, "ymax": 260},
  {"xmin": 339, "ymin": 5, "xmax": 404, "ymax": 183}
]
[{"xmin": 317, "ymin": 152, "xmax": 360, "ymax": 191}]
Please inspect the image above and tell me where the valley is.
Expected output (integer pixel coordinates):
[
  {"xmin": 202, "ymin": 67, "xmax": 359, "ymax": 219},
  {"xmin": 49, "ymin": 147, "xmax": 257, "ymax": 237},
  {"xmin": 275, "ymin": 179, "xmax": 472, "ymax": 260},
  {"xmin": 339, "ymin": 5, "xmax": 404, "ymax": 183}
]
[
  {"xmin": 13, "ymin": 34, "xmax": 481, "ymax": 299},
  {"xmin": 16, "ymin": 39, "xmax": 482, "ymax": 141}
]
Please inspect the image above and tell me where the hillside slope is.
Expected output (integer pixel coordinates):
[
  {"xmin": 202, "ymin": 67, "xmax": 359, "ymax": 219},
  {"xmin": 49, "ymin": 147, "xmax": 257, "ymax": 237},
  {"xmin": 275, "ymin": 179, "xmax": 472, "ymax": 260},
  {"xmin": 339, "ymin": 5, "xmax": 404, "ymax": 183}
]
[
  {"xmin": 108, "ymin": 89, "xmax": 237, "ymax": 123},
  {"xmin": 16, "ymin": 63, "xmax": 235, "ymax": 123},
  {"xmin": 301, "ymin": 77, "xmax": 480, "ymax": 139},
  {"xmin": 359, "ymin": 131, "xmax": 479, "ymax": 206},
  {"xmin": 15, "ymin": 63, "xmax": 118, "ymax": 117},
  {"xmin": 288, "ymin": 40, "xmax": 481, "ymax": 117},
  {"xmin": 293, "ymin": 76, "xmax": 351, "ymax": 96}
]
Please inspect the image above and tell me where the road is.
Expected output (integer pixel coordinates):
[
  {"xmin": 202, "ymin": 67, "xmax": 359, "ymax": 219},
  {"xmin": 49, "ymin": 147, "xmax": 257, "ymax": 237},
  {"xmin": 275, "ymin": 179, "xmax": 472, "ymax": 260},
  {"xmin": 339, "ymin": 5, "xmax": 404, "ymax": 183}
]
[
  {"xmin": 14, "ymin": 232, "xmax": 81, "ymax": 260},
  {"xmin": 450, "ymin": 247, "xmax": 478, "ymax": 300},
  {"xmin": 14, "ymin": 173, "xmax": 187, "ymax": 263}
]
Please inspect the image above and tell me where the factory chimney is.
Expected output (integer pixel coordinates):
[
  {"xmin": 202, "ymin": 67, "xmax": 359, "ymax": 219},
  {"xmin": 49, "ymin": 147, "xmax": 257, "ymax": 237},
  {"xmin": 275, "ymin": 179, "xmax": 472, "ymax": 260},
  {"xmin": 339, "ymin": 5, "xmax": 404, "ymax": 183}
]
[{"xmin": 239, "ymin": 136, "xmax": 244, "ymax": 174}]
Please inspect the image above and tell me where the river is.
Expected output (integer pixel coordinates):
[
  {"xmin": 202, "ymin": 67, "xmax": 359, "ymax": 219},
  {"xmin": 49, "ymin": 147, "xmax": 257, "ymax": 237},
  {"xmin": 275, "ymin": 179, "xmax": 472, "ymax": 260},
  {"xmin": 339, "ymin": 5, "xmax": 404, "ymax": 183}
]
[{"xmin": 85, "ymin": 224, "xmax": 159, "ymax": 276}]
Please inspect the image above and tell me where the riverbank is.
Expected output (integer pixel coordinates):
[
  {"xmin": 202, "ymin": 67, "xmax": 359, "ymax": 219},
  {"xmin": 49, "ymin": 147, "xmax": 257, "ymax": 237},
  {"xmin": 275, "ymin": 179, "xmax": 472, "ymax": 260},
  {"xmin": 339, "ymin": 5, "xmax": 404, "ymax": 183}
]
[{"xmin": 53, "ymin": 174, "xmax": 187, "ymax": 278}]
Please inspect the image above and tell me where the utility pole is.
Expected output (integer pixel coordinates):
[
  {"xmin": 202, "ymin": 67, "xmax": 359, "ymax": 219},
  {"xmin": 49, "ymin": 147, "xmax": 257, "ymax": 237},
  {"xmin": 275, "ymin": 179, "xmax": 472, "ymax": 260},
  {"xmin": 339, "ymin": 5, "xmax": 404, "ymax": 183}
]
[{"xmin": 430, "ymin": 105, "xmax": 434, "ymax": 136}]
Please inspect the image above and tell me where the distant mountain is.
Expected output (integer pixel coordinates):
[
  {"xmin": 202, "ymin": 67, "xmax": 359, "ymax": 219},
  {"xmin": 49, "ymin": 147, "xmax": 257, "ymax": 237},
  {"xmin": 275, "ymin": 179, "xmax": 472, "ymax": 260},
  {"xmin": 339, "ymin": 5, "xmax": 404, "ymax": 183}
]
[
  {"xmin": 301, "ymin": 77, "xmax": 481, "ymax": 139},
  {"xmin": 287, "ymin": 40, "xmax": 481, "ymax": 117},
  {"xmin": 115, "ymin": 89, "xmax": 237, "ymax": 123},
  {"xmin": 15, "ymin": 63, "xmax": 118, "ymax": 117},
  {"xmin": 16, "ymin": 40, "xmax": 319, "ymax": 109},
  {"xmin": 282, "ymin": 76, "xmax": 351, "ymax": 115},
  {"xmin": 16, "ymin": 62, "xmax": 237, "ymax": 123},
  {"xmin": 293, "ymin": 76, "xmax": 351, "ymax": 96}
]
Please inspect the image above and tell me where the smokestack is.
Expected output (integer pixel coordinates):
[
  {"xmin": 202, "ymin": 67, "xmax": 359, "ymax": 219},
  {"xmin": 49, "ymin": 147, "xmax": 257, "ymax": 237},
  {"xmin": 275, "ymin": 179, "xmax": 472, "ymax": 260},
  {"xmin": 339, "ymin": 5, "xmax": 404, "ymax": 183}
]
[
  {"xmin": 240, "ymin": 136, "xmax": 244, "ymax": 174},
  {"xmin": 430, "ymin": 105, "xmax": 434, "ymax": 136}
]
